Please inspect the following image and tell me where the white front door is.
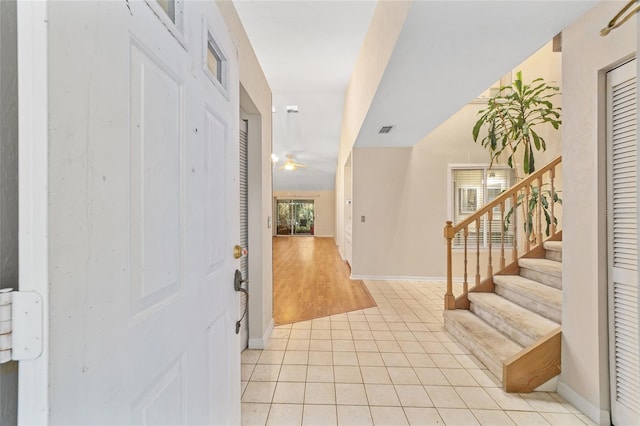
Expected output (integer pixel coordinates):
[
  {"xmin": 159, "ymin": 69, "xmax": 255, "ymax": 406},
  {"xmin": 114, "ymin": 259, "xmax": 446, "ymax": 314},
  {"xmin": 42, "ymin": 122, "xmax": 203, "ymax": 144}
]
[
  {"xmin": 607, "ymin": 58, "xmax": 639, "ymax": 426},
  {"xmin": 17, "ymin": 1, "xmax": 240, "ymax": 424}
]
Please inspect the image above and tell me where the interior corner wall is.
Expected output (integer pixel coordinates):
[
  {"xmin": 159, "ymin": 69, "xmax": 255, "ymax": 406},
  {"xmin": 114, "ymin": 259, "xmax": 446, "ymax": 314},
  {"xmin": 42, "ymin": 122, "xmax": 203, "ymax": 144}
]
[
  {"xmin": 0, "ymin": 0, "xmax": 19, "ymax": 424},
  {"xmin": 273, "ymin": 190, "xmax": 336, "ymax": 237},
  {"xmin": 350, "ymin": 42, "xmax": 561, "ymax": 279},
  {"xmin": 217, "ymin": 1, "xmax": 274, "ymax": 348},
  {"xmin": 350, "ymin": 124, "xmax": 491, "ymax": 279},
  {"xmin": 334, "ymin": 1, "xmax": 411, "ymax": 254},
  {"xmin": 560, "ymin": 3, "xmax": 636, "ymax": 423}
]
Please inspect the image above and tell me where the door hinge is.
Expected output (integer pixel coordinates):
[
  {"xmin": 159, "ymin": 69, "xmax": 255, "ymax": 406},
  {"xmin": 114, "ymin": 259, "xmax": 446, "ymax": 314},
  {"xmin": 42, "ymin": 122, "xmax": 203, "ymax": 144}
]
[{"xmin": 0, "ymin": 289, "xmax": 43, "ymax": 363}]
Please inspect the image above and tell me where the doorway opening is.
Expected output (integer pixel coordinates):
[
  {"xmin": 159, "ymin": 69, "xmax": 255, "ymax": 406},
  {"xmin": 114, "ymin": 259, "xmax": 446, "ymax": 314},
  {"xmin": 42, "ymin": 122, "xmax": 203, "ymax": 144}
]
[{"xmin": 276, "ymin": 199, "xmax": 314, "ymax": 236}]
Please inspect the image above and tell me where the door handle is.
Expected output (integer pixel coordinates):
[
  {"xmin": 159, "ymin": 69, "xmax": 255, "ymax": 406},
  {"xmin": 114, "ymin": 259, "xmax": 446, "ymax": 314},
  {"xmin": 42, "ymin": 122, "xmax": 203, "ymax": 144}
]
[
  {"xmin": 234, "ymin": 269, "xmax": 248, "ymax": 334},
  {"xmin": 234, "ymin": 269, "xmax": 248, "ymax": 291}
]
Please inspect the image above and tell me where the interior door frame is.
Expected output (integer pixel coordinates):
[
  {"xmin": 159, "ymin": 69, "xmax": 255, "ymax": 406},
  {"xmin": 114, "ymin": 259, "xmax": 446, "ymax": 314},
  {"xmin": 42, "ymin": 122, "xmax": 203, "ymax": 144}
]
[
  {"xmin": 606, "ymin": 57, "xmax": 639, "ymax": 426},
  {"xmin": 16, "ymin": 2, "xmax": 49, "ymax": 424}
]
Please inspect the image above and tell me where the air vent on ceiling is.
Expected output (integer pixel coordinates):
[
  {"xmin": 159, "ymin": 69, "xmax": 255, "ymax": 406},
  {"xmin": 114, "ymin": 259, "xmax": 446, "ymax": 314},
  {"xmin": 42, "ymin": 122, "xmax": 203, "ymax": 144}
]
[
  {"xmin": 378, "ymin": 125, "xmax": 394, "ymax": 134},
  {"xmin": 286, "ymin": 105, "xmax": 299, "ymax": 113}
]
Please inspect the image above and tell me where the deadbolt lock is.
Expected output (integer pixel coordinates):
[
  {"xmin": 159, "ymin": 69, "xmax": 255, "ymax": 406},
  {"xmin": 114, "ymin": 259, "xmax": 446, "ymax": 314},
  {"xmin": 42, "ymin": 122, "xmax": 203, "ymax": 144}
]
[{"xmin": 233, "ymin": 245, "xmax": 248, "ymax": 259}]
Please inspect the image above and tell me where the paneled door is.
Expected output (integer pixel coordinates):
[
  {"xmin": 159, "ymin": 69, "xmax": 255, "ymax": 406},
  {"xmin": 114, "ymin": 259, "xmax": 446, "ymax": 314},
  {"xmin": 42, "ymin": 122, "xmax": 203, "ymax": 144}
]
[
  {"xmin": 17, "ymin": 1, "xmax": 240, "ymax": 424},
  {"xmin": 607, "ymin": 58, "xmax": 639, "ymax": 426}
]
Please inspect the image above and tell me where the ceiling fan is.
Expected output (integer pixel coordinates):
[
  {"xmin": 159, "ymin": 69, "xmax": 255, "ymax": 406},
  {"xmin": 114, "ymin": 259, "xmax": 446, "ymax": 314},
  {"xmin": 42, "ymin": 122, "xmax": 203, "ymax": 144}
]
[{"xmin": 278, "ymin": 154, "xmax": 307, "ymax": 171}]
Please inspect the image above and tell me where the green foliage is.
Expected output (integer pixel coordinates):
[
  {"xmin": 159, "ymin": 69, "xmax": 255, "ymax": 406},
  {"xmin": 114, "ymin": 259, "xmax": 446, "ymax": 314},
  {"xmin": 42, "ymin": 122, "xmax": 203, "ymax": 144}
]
[
  {"xmin": 472, "ymin": 71, "xmax": 561, "ymax": 176},
  {"xmin": 504, "ymin": 184, "xmax": 562, "ymax": 239}
]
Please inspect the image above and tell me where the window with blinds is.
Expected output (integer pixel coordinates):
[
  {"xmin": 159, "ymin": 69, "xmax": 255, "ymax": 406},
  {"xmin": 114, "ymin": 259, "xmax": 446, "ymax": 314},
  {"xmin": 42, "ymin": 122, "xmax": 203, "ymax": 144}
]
[{"xmin": 450, "ymin": 166, "xmax": 515, "ymax": 248}]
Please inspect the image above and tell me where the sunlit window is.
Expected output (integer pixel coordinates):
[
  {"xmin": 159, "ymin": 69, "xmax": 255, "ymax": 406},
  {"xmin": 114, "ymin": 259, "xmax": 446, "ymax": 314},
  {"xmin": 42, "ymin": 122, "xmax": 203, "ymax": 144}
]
[{"xmin": 450, "ymin": 166, "xmax": 515, "ymax": 248}]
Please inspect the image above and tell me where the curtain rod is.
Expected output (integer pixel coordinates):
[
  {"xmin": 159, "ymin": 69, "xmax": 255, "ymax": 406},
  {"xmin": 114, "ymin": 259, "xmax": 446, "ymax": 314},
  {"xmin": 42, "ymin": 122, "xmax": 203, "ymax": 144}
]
[{"xmin": 601, "ymin": 0, "xmax": 639, "ymax": 36}]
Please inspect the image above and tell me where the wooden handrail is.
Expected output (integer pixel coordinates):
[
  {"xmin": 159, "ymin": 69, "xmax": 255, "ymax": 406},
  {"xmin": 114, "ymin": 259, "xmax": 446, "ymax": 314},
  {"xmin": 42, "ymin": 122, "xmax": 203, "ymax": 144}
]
[
  {"xmin": 445, "ymin": 156, "xmax": 562, "ymax": 238},
  {"xmin": 444, "ymin": 156, "xmax": 562, "ymax": 310}
]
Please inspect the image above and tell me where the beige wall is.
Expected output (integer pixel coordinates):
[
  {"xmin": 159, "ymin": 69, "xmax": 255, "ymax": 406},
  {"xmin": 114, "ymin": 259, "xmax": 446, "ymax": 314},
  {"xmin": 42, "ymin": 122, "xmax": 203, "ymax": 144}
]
[
  {"xmin": 349, "ymin": 42, "xmax": 562, "ymax": 279},
  {"xmin": 217, "ymin": 1, "xmax": 274, "ymax": 348},
  {"xmin": 560, "ymin": 3, "xmax": 636, "ymax": 423},
  {"xmin": 274, "ymin": 190, "xmax": 336, "ymax": 237},
  {"xmin": 337, "ymin": 1, "xmax": 411, "ymax": 167},
  {"xmin": 336, "ymin": 1, "xmax": 411, "ymax": 259}
]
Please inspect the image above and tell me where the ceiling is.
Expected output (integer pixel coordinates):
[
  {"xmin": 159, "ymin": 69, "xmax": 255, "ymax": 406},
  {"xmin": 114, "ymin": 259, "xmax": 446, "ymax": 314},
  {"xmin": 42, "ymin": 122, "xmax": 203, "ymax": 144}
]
[
  {"xmin": 233, "ymin": 0, "xmax": 376, "ymax": 191},
  {"xmin": 233, "ymin": 0, "xmax": 597, "ymax": 191}
]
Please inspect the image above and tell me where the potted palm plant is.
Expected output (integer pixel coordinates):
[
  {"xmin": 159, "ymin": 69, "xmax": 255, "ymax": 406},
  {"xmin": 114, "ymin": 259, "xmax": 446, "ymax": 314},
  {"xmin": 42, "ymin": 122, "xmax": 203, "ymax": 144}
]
[{"xmin": 472, "ymin": 71, "xmax": 562, "ymax": 242}]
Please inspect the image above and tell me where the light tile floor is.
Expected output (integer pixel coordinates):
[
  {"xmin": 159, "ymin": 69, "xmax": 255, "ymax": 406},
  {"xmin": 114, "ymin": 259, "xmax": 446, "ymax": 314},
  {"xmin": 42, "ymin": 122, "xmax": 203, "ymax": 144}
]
[{"xmin": 241, "ymin": 280, "xmax": 596, "ymax": 426}]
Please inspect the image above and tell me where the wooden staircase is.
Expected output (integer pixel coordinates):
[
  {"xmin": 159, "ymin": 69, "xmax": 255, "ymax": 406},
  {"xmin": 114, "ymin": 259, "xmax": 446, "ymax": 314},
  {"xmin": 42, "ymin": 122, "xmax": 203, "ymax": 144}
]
[
  {"xmin": 445, "ymin": 236, "xmax": 562, "ymax": 392},
  {"xmin": 443, "ymin": 157, "xmax": 562, "ymax": 392}
]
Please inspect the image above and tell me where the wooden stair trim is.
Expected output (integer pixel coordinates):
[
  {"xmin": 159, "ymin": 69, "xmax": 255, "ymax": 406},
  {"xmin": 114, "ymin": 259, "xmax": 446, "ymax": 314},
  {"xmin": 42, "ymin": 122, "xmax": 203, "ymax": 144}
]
[
  {"xmin": 503, "ymin": 326, "xmax": 561, "ymax": 393},
  {"xmin": 454, "ymin": 277, "xmax": 495, "ymax": 309},
  {"xmin": 455, "ymin": 257, "xmax": 523, "ymax": 309},
  {"xmin": 520, "ymin": 243, "xmax": 547, "ymax": 259},
  {"xmin": 546, "ymin": 230, "xmax": 563, "ymax": 242}
]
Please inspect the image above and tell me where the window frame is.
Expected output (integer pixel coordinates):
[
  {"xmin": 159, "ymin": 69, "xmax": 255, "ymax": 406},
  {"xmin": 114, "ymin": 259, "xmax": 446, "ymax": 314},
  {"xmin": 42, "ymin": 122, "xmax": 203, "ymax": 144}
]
[
  {"xmin": 144, "ymin": 0, "xmax": 187, "ymax": 49},
  {"xmin": 202, "ymin": 18, "xmax": 230, "ymax": 100},
  {"xmin": 447, "ymin": 164, "xmax": 515, "ymax": 249}
]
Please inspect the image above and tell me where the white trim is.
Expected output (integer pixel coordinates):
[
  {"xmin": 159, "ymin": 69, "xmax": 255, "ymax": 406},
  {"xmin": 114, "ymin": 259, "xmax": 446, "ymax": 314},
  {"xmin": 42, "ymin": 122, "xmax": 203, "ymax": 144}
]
[
  {"xmin": 350, "ymin": 275, "xmax": 462, "ymax": 283},
  {"xmin": 202, "ymin": 17, "xmax": 230, "ymax": 101},
  {"xmin": 144, "ymin": 0, "xmax": 187, "ymax": 49},
  {"xmin": 17, "ymin": 1, "xmax": 49, "ymax": 424},
  {"xmin": 248, "ymin": 318, "xmax": 274, "ymax": 349},
  {"xmin": 557, "ymin": 381, "xmax": 611, "ymax": 425}
]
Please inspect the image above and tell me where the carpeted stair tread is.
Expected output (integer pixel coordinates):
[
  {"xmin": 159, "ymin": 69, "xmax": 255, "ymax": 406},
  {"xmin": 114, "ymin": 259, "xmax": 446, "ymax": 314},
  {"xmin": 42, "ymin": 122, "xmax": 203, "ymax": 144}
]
[
  {"xmin": 518, "ymin": 258, "xmax": 561, "ymax": 277},
  {"xmin": 543, "ymin": 241, "xmax": 562, "ymax": 253},
  {"xmin": 493, "ymin": 274, "xmax": 562, "ymax": 323},
  {"xmin": 468, "ymin": 292, "xmax": 559, "ymax": 347},
  {"xmin": 518, "ymin": 258, "xmax": 562, "ymax": 288},
  {"xmin": 543, "ymin": 241, "xmax": 563, "ymax": 262},
  {"xmin": 444, "ymin": 310, "xmax": 523, "ymax": 378}
]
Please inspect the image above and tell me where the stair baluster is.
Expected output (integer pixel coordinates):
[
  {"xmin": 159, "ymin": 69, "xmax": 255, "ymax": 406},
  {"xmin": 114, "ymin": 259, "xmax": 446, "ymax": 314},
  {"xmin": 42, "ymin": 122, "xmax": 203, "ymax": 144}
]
[{"xmin": 500, "ymin": 201, "xmax": 506, "ymax": 270}]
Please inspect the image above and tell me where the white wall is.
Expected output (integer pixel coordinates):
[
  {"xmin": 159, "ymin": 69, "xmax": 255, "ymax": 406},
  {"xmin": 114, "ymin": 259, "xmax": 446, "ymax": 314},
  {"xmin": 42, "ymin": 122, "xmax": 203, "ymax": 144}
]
[
  {"xmin": 0, "ymin": 1, "xmax": 18, "ymax": 423},
  {"xmin": 218, "ymin": 1, "xmax": 274, "ymax": 349},
  {"xmin": 560, "ymin": 3, "xmax": 636, "ymax": 423},
  {"xmin": 350, "ymin": 42, "xmax": 562, "ymax": 279},
  {"xmin": 274, "ymin": 190, "xmax": 335, "ymax": 237}
]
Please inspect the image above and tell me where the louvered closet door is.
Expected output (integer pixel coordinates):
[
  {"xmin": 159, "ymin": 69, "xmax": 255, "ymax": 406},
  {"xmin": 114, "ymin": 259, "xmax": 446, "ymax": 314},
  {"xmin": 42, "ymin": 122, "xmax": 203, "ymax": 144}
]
[
  {"xmin": 239, "ymin": 120, "xmax": 249, "ymax": 350},
  {"xmin": 607, "ymin": 58, "xmax": 639, "ymax": 426}
]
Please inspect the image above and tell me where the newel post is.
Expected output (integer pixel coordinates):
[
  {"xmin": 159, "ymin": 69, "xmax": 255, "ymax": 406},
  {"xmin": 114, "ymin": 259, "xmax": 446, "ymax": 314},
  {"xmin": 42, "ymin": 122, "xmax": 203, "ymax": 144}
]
[{"xmin": 444, "ymin": 221, "xmax": 456, "ymax": 310}]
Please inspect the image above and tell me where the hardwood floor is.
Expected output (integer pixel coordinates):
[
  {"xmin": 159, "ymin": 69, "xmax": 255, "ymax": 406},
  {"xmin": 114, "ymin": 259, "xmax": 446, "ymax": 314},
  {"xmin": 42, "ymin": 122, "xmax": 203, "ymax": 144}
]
[{"xmin": 273, "ymin": 236, "xmax": 376, "ymax": 325}]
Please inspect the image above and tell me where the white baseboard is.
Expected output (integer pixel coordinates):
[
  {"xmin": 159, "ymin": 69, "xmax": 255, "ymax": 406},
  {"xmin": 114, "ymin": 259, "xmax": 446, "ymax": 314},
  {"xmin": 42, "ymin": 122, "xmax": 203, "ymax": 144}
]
[
  {"xmin": 557, "ymin": 380, "xmax": 611, "ymax": 425},
  {"xmin": 248, "ymin": 318, "xmax": 274, "ymax": 350},
  {"xmin": 534, "ymin": 375, "xmax": 558, "ymax": 392},
  {"xmin": 350, "ymin": 274, "xmax": 463, "ymax": 283}
]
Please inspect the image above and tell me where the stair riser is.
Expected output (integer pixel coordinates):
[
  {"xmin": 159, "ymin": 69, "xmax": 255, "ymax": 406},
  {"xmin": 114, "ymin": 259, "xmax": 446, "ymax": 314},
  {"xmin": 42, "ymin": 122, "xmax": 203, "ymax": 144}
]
[
  {"xmin": 444, "ymin": 317, "xmax": 503, "ymax": 378},
  {"xmin": 495, "ymin": 285, "xmax": 562, "ymax": 323},
  {"xmin": 520, "ymin": 268, "xmax": 562, "ymax": 289},
  {"xmin": 470, "ymin": 302, "xmax": 538, "ymax": 347},
  {"xmin": 545, "ymin": 250, "xmax": 562, "ymax": 262}
]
